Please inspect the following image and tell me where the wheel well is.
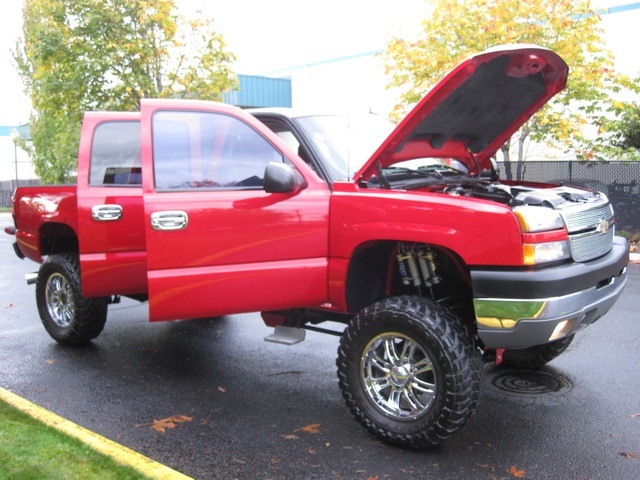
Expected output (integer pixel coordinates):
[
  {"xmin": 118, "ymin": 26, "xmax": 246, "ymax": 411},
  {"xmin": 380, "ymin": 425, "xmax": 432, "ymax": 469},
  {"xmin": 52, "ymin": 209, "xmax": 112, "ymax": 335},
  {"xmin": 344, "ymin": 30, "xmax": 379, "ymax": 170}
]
[
  {"xmin": 39, "ymin": 222, "xmax": 79, "ymax": 256},
  {"xmin": 345, "ymin": 241, "xmax": 475, "ymax": 327}
]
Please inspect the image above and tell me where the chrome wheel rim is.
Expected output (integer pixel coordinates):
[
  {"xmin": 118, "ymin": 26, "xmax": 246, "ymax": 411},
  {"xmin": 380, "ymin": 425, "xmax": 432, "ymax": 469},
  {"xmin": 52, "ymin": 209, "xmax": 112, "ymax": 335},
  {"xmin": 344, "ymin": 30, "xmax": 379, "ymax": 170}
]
[
  {"xmin": 361, "ymin": 332, "xmax": 437, "ymax": 420},
  {"xmin": 45, "ymin": 273, "xmax": 74, "ymax": 328}
]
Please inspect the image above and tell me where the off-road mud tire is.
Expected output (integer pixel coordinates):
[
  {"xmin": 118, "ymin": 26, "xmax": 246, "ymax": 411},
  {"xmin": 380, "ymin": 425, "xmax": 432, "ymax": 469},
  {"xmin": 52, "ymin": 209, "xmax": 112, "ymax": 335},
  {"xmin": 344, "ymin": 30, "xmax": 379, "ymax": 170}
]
[
  {"xmin": 337, "ymin": 296, "xmax": 484, "ymax": 449},
  {"xmin": 501, "ymin": 335, "xmax": 574, "ymax": 370},
  {"xmin": 36, "ymin": 254, "xmax": 108, "ymax": 346}
]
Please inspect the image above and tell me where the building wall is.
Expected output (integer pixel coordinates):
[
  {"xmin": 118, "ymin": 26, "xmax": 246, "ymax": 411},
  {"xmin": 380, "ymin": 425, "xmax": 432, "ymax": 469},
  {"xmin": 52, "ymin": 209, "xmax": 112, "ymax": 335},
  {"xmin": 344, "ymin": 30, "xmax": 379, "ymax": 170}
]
[{"xmin": 0, "ymin": 135, "xmax": 35, "ymax": 184}]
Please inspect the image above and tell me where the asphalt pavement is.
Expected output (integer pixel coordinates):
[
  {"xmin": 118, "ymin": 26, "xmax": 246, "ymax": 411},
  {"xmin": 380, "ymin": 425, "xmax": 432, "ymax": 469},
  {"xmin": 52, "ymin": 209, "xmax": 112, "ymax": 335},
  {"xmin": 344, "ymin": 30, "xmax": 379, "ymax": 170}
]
[{"xmin": 1, "ymin": 212, "xmax": 639, "ymax": 479}]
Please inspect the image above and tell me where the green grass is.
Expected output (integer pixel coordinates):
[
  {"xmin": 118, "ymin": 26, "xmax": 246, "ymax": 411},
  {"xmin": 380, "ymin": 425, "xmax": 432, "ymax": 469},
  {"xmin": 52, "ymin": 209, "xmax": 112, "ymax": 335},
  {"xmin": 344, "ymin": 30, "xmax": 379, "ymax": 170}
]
[{"xmin": 0, "ymin": 400, "xmax": 151, "ymax": 480}]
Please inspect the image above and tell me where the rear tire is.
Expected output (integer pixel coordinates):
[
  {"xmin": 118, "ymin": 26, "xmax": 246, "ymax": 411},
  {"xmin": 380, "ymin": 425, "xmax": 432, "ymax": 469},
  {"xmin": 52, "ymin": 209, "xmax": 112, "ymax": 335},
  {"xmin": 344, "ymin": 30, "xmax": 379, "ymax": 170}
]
[
  {"xmin": 36, "ymin": 254, "xmax": 108, "ymax": 346},
  {"xmin": 337, "ymin": 296, "xmax": 484, "ymax": 449},
  {"xmin": 501, "ymin": 335, "xmax": 574, "ymax": 370}
]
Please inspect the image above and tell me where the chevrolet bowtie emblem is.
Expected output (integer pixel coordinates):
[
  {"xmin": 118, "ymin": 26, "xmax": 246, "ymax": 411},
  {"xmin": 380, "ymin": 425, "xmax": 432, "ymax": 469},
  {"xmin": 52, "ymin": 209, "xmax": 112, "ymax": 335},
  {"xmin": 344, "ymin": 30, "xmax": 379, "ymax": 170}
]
[{"xmin": 595, "ymin": 217, "xmax": 611, "ymax": 234}]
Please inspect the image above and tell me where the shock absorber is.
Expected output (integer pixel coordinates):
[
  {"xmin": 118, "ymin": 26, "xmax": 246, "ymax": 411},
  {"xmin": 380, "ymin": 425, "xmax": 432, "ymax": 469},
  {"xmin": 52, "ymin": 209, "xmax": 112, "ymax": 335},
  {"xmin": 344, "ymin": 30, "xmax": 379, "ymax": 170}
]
[
  {"xmin": 396, "ymin": 243, "xmax": 421, "ymax": 286},
  {"xmin": 417, "ymin": 245, "xmax": 441, "ymax": 287}
]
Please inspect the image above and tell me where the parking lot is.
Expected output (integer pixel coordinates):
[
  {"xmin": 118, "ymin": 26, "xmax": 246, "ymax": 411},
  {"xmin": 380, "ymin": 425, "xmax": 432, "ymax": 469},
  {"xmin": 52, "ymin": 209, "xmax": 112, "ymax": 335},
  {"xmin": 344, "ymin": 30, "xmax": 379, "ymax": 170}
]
[{"xmin": 1, "ymin": 212, "xmax": 639, "ymax": 479}]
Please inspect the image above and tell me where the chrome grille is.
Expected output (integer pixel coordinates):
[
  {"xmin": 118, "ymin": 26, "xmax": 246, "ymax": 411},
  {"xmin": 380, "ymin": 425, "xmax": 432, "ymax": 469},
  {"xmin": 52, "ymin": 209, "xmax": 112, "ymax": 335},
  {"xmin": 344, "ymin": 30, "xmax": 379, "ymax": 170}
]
[
  {"xmin": 561, "ymin": 203, "xmax": 614, "ymax": 233},
  {"xmin": 560, "ymin": 202, "xmax": 614, "ymax": 262},
  {"xmin": 568, "ymin": 228, "xmax": 615, "ymax": 262}
]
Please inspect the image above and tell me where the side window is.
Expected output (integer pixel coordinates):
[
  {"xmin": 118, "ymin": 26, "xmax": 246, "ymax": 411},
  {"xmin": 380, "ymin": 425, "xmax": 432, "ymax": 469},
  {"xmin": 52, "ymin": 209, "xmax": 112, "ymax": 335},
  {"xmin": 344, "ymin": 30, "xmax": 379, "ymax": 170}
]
[
  {"xmin": 260, "ymin": 119, "xmax": 314, "ymax": 168},
  {"xmin": 90, "ymin": 121, "xmax": 142, "ymax": 186},
  {"xmin": 152, "ymin": 111, "xmax": 284, "ymax": 190}
]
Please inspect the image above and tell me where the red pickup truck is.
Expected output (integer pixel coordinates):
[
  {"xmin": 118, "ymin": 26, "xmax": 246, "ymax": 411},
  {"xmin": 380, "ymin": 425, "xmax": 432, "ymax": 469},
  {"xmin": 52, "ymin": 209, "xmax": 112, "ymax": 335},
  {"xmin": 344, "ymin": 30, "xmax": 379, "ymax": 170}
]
[{"xmin": 5, "ymin": 46, "xmax": 629, "ymax": 449}]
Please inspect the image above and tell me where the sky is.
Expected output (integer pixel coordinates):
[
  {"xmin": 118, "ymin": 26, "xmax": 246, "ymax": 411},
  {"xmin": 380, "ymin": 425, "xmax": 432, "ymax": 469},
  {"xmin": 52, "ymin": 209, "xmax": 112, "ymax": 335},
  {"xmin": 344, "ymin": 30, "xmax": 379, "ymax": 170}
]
[
  {"xmin": 0, "ymin": 0, "xmax": 638, "ymax": 126},
  {"xmin": 0, "ymin": 0, "xmax": 428, "ymax": 125}
]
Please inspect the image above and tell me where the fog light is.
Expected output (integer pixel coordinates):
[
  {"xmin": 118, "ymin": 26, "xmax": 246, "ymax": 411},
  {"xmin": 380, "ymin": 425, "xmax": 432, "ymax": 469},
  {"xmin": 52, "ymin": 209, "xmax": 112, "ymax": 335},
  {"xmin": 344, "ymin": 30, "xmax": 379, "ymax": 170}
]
[
  {"xmin": 549, "ymin": 318, "xmax": 577, "ymax": 341},
  {"xmin": 523, "ymin": 240, "xmax": 570, "ymax": 265}
]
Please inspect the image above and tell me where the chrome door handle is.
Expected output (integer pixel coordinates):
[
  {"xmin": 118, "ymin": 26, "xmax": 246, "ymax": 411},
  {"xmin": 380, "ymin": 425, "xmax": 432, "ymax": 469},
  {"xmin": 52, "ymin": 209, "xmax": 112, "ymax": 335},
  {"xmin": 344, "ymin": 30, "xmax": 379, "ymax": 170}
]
[
  {"xmin": 91, "ymin": 204, "xmax": 122, "ymax": 221},
  {"xmin": 150, "ymin": 210, "xmax": 189, "ymax": 231}
]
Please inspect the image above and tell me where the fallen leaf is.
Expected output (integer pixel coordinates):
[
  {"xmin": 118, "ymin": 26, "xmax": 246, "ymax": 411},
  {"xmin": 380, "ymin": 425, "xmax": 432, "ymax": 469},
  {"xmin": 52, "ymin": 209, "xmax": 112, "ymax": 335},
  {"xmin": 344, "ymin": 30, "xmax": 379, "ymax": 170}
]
[
  {"xmin": 283, "ymin": 434, "xmax": 299, "ymax": 440},
  {"xmin": 508, "ymin": 465, "xmax": 526, "ymax": 478},
  {"xmin": 45, "ymin": 359, "xmax": 58, "ymax": 364},
  {"xmin": 295, "ymin": 423, "xmax": 321, "ymax": 434},
  {"xmin": 150, "ymin": 415, "xmax": 193, "ymax": 433},
  {"xmin": 620, "ymin": 452, "xmax": 639, "ymax": 460},
  {"xmin": 218, "ymin": 386, "xmax": 226, "ymax": 393}
]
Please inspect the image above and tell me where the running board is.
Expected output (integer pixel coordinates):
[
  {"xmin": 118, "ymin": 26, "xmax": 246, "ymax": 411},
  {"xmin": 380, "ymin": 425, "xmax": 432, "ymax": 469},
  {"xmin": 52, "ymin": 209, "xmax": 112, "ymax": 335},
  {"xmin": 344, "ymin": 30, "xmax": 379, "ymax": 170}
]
[{"xmin": 264, "ymin": 326, "xmax": 306, "ymax": 345}]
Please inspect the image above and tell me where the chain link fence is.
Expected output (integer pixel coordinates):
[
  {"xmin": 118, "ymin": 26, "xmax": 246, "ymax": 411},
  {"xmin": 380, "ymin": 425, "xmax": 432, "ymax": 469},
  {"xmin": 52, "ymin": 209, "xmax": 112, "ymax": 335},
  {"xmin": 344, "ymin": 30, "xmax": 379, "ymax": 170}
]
[{"xmin": 498, "ymin": 161, "xmax": 640, "ymax": 233}]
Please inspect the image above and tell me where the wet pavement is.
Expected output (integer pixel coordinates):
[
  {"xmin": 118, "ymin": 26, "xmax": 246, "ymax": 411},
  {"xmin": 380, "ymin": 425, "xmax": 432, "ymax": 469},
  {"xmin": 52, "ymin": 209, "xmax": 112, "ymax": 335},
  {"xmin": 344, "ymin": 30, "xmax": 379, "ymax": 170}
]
[{"xmin": 1, "ymin": 213, "xmax": 639, "ymax": 479}]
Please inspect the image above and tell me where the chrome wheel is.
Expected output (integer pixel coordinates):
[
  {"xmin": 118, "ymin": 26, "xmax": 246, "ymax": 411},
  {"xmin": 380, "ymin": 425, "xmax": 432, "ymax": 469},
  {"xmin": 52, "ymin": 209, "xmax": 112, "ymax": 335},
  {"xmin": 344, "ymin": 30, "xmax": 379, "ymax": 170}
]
[
  {"xmin": 361, "ymin": 332, "xmax": 437, "ymax": 420},
  {"xmin": 45, "ymin": 272, "xmax": 75, "ymax": 328}
]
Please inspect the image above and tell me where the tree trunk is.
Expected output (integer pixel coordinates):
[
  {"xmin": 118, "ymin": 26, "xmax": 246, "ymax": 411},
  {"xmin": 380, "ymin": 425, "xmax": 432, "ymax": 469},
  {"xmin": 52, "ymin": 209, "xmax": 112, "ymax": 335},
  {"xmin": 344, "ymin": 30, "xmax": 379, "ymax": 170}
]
[{"xmin": 501, "ymin": 138, "xmax": 512, "ymax": 181}]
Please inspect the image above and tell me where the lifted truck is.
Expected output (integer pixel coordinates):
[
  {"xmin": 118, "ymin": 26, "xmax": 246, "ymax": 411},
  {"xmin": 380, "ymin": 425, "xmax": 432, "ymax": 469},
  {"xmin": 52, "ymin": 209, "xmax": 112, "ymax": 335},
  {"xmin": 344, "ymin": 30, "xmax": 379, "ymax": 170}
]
[{"xmin": 5, "ymin": 46, "xmax": 629, "ymax": 449}]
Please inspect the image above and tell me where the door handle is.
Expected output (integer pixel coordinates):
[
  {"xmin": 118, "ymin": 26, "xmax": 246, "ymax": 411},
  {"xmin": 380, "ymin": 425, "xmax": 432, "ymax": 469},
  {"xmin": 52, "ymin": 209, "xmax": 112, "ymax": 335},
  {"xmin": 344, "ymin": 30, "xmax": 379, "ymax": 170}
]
[
  {"xmin": 91, "ymin": 204, "xmax": 122, "ymax": 221},
  {"xmin": 150, "ymin": 210, "xmax": 189, "ymax": 231}
]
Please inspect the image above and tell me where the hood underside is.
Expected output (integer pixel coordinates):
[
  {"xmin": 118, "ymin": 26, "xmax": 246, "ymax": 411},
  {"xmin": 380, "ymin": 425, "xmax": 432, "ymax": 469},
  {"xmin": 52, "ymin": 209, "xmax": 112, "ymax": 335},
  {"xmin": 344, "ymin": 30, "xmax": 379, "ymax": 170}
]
[{"xmin": 355, "ymin": 45, "xmax": 569, "ymax": 181}]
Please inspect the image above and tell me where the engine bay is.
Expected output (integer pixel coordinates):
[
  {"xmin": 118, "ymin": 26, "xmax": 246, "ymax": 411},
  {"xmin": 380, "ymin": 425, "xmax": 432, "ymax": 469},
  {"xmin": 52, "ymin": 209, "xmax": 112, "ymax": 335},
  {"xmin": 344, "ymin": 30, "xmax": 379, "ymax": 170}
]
[{"xmin": 437, "ymin": 180, "xmax": 603, "ymax": 210}]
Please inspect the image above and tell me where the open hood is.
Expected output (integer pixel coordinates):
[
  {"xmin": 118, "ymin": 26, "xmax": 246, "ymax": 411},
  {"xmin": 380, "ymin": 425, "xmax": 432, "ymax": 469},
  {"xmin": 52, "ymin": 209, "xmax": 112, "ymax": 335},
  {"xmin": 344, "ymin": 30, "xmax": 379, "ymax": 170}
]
[{"xmin": 354, "ymin": 45, "xmax": 568, "ymax": 181}]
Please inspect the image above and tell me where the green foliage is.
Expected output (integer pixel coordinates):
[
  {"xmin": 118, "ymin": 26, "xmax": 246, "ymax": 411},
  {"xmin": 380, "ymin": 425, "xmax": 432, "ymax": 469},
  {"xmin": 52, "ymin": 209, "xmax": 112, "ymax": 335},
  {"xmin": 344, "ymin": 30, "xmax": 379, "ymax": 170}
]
[
  {"xmin": 607, "ymin": 97, "xmax": 640, "ymax": 151},
  {"xmin": 384, "ymin": 0, "xmax": 640, "ymax": 173},
  {"xmin": 13, "ymin": 0, "xmax": 237, "ymax": 184}
]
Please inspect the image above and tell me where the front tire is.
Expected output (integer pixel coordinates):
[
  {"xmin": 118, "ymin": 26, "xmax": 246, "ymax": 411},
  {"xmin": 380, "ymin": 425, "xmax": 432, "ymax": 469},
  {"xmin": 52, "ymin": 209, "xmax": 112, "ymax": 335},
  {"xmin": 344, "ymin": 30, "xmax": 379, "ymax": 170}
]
[
  {"xmin": 501, "ymin": 335, "xmax": 574, "ymax": 370},
  {"xmin": 337, "ymin": 296, "xmax": 484, "ymax": 449},
  {"xmin": 36, "ymin": 254, "xmax": 108, "ymax": 346}
]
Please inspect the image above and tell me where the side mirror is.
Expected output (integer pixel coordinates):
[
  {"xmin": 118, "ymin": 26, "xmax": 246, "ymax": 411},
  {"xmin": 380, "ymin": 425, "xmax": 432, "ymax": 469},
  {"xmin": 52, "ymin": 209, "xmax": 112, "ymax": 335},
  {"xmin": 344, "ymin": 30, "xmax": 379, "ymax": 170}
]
[{"xmin": 264, "ymin": 162, "xmax": 307, "ymax": 194}]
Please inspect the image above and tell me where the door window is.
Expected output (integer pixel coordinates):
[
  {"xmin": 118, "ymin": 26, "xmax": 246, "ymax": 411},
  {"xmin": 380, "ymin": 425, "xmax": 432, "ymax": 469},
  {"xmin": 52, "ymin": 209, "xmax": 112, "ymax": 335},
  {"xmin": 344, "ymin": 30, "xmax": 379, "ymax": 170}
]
[
  {"xmin": 89, "ymin": 121, "xmax": 142, "ymax": 186},
  {"xmin": 152, "ymin": 111, "xmax": 284, "ymax": 190}
]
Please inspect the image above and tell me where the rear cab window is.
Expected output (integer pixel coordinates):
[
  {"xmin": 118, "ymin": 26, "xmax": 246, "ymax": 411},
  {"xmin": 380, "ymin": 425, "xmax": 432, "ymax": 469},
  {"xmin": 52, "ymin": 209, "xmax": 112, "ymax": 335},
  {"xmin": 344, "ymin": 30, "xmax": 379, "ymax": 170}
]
[{"xmin": 90, "ymin": 121, "xmax": 142, "ymax": 186}]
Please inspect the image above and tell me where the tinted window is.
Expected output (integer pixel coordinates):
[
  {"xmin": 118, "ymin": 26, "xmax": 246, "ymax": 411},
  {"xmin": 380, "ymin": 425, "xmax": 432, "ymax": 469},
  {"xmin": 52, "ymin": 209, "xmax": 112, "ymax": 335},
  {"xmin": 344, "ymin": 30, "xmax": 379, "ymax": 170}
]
[
  {"xmin": 152, "ymin": 111, "xmax": 284, "ymax": 190},
  {"xmin": 90, "ymin": 121, "xmax": 141, "ymax": 186}
]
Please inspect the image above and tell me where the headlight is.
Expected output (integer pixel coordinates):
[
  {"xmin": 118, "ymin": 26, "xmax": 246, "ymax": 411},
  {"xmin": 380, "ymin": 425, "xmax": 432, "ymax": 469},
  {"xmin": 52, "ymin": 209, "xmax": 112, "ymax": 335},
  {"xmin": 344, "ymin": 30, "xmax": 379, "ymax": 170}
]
[
  {"xmin": 514, "ymin": 206, "xmax": 570, "ymax": 265},
  {"xmin": 513, "ymin": 206, "xmax": 565, "ymax": 232}
]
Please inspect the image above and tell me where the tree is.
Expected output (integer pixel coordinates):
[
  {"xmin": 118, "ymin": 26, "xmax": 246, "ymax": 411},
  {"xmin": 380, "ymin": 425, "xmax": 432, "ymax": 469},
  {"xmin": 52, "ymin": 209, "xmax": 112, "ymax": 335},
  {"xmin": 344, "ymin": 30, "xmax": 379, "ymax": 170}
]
[
  {"xmin": 384, "ymin": 0, "xmax": 640, "ymax": 180},
  {"xmin": 608, "ymin": 99, "xmax": 640, "ymax": 151},
  {"xmin": 13, "ymin": 0, "xmax": 237, "ymax": 184}
]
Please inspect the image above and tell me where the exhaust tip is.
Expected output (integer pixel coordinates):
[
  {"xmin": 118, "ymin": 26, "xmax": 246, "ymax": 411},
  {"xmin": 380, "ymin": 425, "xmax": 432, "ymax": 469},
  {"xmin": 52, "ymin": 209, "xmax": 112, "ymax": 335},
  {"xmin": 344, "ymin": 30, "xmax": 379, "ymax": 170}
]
[{"xmin": 25, "ymin": 273, "xmax": 38, "ymax": 285}]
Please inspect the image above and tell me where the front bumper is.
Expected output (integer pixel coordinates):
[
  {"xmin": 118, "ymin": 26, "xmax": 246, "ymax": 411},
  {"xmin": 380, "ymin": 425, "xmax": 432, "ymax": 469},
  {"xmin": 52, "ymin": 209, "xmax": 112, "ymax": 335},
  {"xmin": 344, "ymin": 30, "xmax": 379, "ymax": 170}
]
[{"xmin": 471, "ymin": 236, "xmax": 629, "ymax": 349}]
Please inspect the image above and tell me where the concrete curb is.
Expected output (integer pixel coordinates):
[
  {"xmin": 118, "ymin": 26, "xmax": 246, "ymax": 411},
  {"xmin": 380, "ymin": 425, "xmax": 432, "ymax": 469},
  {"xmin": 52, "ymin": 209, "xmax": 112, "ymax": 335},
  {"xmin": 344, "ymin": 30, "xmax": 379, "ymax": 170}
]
[{"xmin": 0, "ymin": 387, "xmax": 192, "ymax": 480}]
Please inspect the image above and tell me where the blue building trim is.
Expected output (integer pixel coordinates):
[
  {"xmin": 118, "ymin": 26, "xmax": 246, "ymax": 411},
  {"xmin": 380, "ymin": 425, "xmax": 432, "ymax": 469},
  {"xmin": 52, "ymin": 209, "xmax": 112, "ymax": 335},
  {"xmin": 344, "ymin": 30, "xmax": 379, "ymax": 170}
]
[
  {"xmin": 224, "ymin": 74, "xmax": 292, "ymax": 108},
  {"xmin": 0, "ymin": 124, "xmax": 30, "ymax": 138}
]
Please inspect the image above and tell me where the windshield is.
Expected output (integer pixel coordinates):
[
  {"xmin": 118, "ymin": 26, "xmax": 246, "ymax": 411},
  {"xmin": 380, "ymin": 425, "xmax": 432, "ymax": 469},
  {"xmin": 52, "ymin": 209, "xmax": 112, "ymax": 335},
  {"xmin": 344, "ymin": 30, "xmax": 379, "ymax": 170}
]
[{"xmin": 296, "ymin": 114, "xmax": 395, "ymax": 181}]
